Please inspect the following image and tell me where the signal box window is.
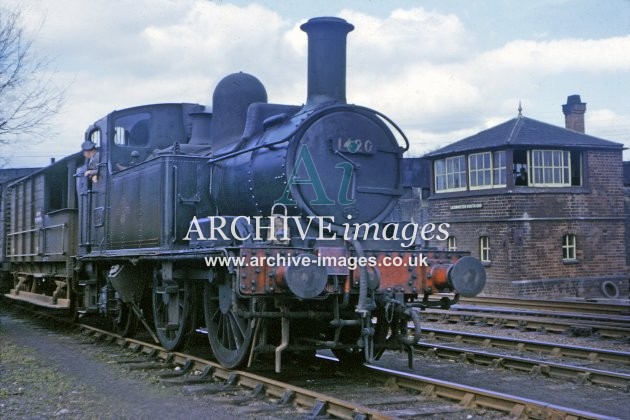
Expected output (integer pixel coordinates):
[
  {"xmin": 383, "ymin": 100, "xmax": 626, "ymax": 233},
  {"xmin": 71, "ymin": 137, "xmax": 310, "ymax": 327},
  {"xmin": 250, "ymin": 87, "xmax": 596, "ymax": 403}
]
[
  {"xmin": 468, "ymin": 151, "xmax": 506, "ymax": 189},
  {"xmin": 513, "ymin": 149, "xmax": 581, "ymax": 187},
  {"xmin": 434, "ymin": 155, "xmax": 467, "ymax": 192},
  {"xmin": 493, "ymin": 151, "xmax": 506, "ymax": 186},
  {"xmin": 469, "ymin": 152, "xmax": 492, "ymax": 189},
  {"xmin": 530, "ymin": 150, "xmax": 570, "ymax": 186}
]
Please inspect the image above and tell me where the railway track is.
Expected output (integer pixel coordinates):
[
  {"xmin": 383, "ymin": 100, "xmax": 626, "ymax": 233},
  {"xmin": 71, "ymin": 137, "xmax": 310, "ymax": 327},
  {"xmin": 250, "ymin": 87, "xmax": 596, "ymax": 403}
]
[
  {"xmin": 2, "ymin": 300, "xmax": 617, "ymax": 419},
  {"xmin": 81, "ymin": 325, "xmax": 381, "ymax": 419},
  {"xmin": 422, "ymin": 326, "xmax": 630, "ymax": 365},
  {"xmin": 77, "ymin": 324, "xmax": 612, "ymax": 419},
  {"xmin": 449, "ymin": 305, "xmax": 630, "ymax": 325},
  {"xmin": 413, "ymin": 340, "xmax": 630, "ymax": 391},
  {"xmin": 423, "ymin": 308, "xmax": 630, "ymax": 339},
  {"xmin": 458, "ymin": 297, "xmax": 630, "ymax": 316}
]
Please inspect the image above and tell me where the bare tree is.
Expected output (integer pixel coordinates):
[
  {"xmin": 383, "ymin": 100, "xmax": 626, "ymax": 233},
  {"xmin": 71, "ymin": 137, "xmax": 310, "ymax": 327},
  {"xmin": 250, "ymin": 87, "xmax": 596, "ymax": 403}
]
[{"xmin": 0, "ymin": 6, "xmax": 64, "ymax": 150}]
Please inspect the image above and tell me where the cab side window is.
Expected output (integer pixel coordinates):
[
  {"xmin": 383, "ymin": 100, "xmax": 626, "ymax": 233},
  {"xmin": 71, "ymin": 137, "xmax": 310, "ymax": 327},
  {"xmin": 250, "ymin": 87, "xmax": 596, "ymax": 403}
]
[
  {"xmin": 111, "ymin": 113, "xmax": 151, "ymax": 172},
  {"xmin": 113, "ymin": 113, "xmax": 150, "ymax": 147},
  {"xmin": 89, "ymin": 128, "xmax": 101, "ymax": 148}
]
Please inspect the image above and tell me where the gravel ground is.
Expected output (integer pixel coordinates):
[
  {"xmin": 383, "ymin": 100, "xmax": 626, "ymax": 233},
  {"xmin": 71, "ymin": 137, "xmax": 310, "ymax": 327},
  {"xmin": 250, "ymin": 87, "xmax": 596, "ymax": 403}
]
[{"xmin": 0, "ymin": 310, "xmax": 243, "ymax": 420}]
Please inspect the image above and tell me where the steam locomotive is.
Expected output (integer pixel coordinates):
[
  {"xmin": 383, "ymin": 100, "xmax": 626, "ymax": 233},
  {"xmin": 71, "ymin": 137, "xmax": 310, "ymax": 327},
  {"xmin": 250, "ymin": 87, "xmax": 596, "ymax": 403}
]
[{"xmin": 1, "ymin": 17, "xmax": 485, "ymax": 371}]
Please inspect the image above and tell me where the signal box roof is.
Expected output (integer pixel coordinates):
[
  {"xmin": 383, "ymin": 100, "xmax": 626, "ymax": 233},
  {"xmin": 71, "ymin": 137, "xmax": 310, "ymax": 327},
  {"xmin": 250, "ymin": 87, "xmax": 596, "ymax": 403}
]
[{"xmin": 424, "ymin": 116, "xmax": 623, "ymax": 158}]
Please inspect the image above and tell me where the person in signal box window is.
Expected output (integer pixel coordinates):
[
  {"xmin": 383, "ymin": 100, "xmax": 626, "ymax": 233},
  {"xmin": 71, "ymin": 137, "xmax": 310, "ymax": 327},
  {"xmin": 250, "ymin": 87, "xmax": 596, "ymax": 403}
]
[
  {"xmin": 81, "ymin": 141, "xmax": 100, "ymax": 183},
  {"xmin": 515, "ymin": 167, "xmax": 528, "ymax": 186}
]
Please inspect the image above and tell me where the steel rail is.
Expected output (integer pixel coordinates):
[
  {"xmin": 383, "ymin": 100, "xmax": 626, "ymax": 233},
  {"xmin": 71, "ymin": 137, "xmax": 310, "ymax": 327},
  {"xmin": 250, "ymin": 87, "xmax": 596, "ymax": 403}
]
[
  {"xmin": 450, "ymin": 305, "xmax": 630, "ymax": 324},
  {"xmin": 421, "ymin": 326, "xmax": 630, "ymax": 365},
  {"xmin": 459, "ymin": 297, "xmax": 630, "ymax": 316},
  {"xmin": 413, "ymin": 341, "xmax": 630, "ymax": 391},
  {"xmin": 78, "ymin": 324, "xmax": 386, "ymax": 420},
  {"xmin": 423, "ymin": 309, "xmax": 630, "ymax": 339},
  {"xmin": 365, "ymin": 365, "xmax": 615, "ymax": 420},
  {"xmin": 79, "ymin": 324, "xmax": 615, "ymax": 419}
]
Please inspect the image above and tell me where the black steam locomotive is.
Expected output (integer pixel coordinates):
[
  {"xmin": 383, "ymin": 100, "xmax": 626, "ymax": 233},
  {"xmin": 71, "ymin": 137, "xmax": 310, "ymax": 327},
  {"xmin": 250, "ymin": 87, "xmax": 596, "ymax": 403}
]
[{"xmin": 1, "ymin": 17, "xmax": 485, "ymax": 371}]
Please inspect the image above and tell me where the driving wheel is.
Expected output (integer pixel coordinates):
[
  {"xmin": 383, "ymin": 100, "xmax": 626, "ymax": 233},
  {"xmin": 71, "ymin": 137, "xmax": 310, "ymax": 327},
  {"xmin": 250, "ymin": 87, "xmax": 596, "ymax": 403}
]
[
  {"xmin": 203, "ymin": 272, "xmax": 255, "ymax": 369},
  {"xmin": 152, "ymin": 271, "xmax": 195, "ymax": 351}
]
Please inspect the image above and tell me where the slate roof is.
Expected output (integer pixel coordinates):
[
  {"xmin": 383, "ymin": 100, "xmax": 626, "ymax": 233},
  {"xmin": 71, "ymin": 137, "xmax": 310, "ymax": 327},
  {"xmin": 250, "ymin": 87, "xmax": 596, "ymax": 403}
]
[{"xmin": 424, "ymin": 116, "xmax": 624, "ymax": 158}]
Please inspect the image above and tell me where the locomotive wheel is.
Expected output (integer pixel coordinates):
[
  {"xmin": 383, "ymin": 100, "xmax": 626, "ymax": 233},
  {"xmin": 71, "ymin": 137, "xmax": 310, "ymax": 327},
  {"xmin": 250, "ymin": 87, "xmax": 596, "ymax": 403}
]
[
  {"xmin": 203, "ymin": 273, "xmax": 255, "ymax": 369},
  {"xmin": 152, "ymin": 275, "xmax": 195, "ymax": 351},
  {"xmin": 113, "ymin": 300, "xmax": 138, "ymax": 337}
]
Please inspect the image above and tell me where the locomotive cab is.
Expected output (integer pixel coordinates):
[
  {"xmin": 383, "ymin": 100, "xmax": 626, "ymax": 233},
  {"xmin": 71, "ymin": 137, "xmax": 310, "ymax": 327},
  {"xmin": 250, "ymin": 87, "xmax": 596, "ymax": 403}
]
[{"xmin": 76, "ymin": 103, "xmax": 211, "ymax": 256}]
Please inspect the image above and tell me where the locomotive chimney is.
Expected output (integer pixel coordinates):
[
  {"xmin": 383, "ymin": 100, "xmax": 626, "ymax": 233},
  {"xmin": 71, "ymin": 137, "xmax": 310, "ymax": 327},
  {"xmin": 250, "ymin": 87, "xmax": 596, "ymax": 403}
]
[
  {"xmin": 562, "ymin": 94, "xmax": 587, "ymax": 133},
  {"xmin": 300, "ymin": 17, "xmax": 354, "ymax": 106}
]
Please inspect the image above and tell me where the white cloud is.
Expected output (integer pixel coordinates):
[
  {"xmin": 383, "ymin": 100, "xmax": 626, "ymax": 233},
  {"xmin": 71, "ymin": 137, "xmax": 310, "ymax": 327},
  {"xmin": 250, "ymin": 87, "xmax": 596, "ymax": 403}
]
[
  {"xmin": 587, "ymin": 109, "xmax": 630, "ymax": 159},
  {"xmin": 475, "ymin": 36, "xmax": 630, "ymax": 75},
  {"xmin": 350, "ymin": 63, "xmax": 482, "ymax": 124},
  {"xmin": 143, "ymin": 2, "xmax": 292, "ymax": 77},
  {"xmin": 341, "ymin": 7, "xmax": 471, "ymax": 65}
]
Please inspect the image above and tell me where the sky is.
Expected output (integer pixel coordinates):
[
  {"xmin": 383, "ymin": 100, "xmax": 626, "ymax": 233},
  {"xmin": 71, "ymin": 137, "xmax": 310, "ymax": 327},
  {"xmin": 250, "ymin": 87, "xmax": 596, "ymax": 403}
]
[{"xmin": 2, "ymin": 0, "xmax": 630, "ymax": 167}]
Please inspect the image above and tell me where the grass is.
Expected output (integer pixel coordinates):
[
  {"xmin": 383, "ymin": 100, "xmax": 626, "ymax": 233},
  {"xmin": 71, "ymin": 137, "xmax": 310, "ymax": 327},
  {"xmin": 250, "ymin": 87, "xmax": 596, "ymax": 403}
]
[{"xmin": 0, "ymin": 336, "xmax": 73, "ymax": 411}]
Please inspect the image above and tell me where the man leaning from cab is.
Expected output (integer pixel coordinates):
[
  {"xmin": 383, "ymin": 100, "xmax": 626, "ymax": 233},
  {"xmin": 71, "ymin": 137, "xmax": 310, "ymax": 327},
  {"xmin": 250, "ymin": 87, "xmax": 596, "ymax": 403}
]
[{"xmin": 81, "ymin": 140, "xmax": 100, "ymax": 183}]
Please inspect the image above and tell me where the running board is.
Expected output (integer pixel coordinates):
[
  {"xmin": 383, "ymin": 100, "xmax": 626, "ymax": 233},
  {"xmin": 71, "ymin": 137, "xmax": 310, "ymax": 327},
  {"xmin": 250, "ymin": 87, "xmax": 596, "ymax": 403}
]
[{"xmin": 4, "ymin": 290, "xmax": 70, "ymax": 309}]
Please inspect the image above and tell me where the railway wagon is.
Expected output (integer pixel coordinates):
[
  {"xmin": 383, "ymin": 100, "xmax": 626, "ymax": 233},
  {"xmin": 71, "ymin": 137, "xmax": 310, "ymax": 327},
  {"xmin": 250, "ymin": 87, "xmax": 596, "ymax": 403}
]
[
  {"xmin": 2, "ymin": 17, "xmax": 486, "ymax": 371},
  {"xmin": 2, "ymin": 155, "xmax": 81, "ymax": 308},
  {"xmin": 0, "ymin": 168, "xmax": 42, "ymax": 293}
]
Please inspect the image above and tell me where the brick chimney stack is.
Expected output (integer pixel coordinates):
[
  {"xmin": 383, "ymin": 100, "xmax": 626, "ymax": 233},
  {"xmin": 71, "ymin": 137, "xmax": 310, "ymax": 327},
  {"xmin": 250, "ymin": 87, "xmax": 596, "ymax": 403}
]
[{"xmin": 562, "ymin": 94, "xmax": 586, "ymax": 133}]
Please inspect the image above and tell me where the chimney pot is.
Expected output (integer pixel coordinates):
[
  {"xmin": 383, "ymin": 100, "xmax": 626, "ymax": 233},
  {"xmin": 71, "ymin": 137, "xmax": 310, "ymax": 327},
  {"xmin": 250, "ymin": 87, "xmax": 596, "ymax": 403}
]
[{"xmin": 562, "ymin": 94, "xmax": 586, "ymax": 133}]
